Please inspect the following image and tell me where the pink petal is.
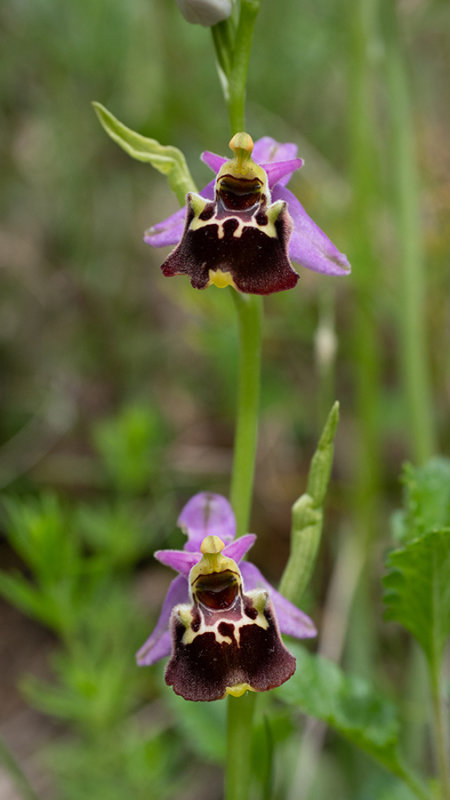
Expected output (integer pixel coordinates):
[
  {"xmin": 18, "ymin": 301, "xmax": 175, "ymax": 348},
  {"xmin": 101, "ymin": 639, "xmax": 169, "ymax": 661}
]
[
  {"xmin": 136, "ymin": 574, "xmax": 189, "ymax": 666},
  {"xmin": 240, "ymin": 562, "xmax": 316, "ymax": 639},
  {"xmin": 201, "ymin": 151, "xmax": 227, "ymax": 174},
  {"xmin": 144, "ymin": 181, "xmax": 215, "ymax": 248},
  {"xmin": 264, "ymin": 158, "xmax": 304, "ymax": 189},
  {"xmin": 253, "ymin": 137, "xmax": 298, "ymax": 164},
  {"xmin": 154, "ymin": 548, "xmax": 200, "ymax": 577},
  {"xmin": 223, "ymin": 533, "xmax": 256, "ymax": 563},
  {"xmin": 274, "ymin": 185, "xmax": 351, "ymax": 276},
  {"xmin": 178, "ymin": 492, "xmax": 237, "ymax": 552},
  {"xmin": 144, "ymin": 205, "xmax": 185, "ymax": 247}
]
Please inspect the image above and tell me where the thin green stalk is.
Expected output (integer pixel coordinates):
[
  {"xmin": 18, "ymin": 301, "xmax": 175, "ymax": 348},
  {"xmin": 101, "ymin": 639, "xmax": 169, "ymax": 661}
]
[
  {"xmin": 224, "ymin": 293, "xmax": 262, "ymax": 800},
  {"xmin": 211, "ymin": 7, "xmax": 263, "ymax": 799},
  {"xmin": 393, "ymin": 761, "xmax": 433, "ymax": 800},
  {"xmin": 225, "ymin": 693, "xmax": 258, "ymax": 800},
  {"xmin": 227, "ymin": 0, "xmax": 260, "ymax": 133},
  {"xmin": 211, "ymin": 0, "xmax": 260, "ymax": 135},
  {"xmin": 229, "ymin": 292, "xmax": 263, "ymax": 536},
  {"xmin": 381, "ymin": 0, "xmax": 436, "ymax": 463},
  {"xmin": 430, "ymin": 657, "xmax": 450, "ymax": 799}
]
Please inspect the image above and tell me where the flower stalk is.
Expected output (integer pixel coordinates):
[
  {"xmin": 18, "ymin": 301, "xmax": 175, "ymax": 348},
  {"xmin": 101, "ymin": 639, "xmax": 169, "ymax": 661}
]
[
  {"xmin": 211, "ymin": 0, "xmax": 260, "ymax": 134},
  {"xmin": 217, "ymin": 10, "xmax": 262, "ymax": 789},
  {"xmin": 225, "ymin": 291, "xmax": 262, "ymax": 800},
  {"xmin": 230, "ymin": 292, "xmax": 263, "ymax": 536}
]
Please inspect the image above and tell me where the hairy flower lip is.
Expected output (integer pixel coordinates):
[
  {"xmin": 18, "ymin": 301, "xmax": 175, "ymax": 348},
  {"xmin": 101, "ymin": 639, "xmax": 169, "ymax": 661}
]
[
  {"xmin": 144, "ymin": 136, "xmax": 351, "ymax": 287},
  {"xmin": 137, "ymin": 492, "xmax": 316, "ymax": 670}
]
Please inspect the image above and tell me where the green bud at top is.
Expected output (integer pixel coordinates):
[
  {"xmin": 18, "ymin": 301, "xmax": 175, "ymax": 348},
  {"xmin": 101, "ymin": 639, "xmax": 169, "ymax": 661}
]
[{"xmin": 175, "ymin": 0, "xmax": 232, "ymax": 26}]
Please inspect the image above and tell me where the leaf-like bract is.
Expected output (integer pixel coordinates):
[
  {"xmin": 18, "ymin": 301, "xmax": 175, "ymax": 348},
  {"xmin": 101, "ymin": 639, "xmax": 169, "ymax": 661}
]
[{"xmin": 92, "ymin": 102, "xmax": 196, "ymax": 204}]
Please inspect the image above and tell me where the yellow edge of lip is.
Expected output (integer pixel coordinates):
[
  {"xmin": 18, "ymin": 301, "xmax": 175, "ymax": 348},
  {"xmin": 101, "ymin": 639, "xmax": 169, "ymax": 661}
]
[
  {"xmin": 225, "ymin": 683, "xmax": 255, "ymax": 698},
  {"xmin": 208, "ymin": 269, "xmax": 237, "ymax": 290}
]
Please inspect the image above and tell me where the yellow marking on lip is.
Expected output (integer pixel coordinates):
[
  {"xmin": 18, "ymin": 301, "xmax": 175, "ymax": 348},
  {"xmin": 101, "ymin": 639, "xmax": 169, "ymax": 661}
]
[
  {"xmin": 208, "ymin": 269, "xmax": 237, "ymax": 290},
  {"xmin": 225, "ymin": 682, "xmax": 255, "ymax": 698}
]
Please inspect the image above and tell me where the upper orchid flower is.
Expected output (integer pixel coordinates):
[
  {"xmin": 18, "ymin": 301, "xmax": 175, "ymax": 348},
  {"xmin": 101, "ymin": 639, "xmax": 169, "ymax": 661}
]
[
  {"xmin": 137, "ymin": 492, "xmax": 316, "ymax": 701},
  {"xmin": 145, "ymin": 133, "xmax": 351, "ymax": 295}
]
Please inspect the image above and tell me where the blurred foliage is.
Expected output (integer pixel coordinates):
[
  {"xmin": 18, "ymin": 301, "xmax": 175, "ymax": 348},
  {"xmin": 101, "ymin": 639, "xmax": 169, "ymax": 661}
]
[{"xmin": 0, "ymin": 0, "xmax": 449, "ymax": 799}]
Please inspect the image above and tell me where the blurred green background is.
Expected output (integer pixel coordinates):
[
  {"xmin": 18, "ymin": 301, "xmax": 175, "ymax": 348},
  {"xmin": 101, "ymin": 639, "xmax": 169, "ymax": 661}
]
[{"xmin": 0, "ymin": 0, "xmax": 449, "ymax": 798}]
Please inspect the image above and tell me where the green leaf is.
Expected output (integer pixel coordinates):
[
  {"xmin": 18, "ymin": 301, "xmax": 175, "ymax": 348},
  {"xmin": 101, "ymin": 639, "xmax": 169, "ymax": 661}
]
[
  {"xmin": 394, "ymin": 459, "xmax": 450, "ymax": 544},
  {"xmin": 383, "ymin": 529, "xmax": 450, "ymax": 668},
  {"xmin": 92, "ymin": 102, "xmax": 197, "ymax": 204},
  {"xmin": 277, "ymin": 645, "xmax": 427, "ymax": 797},
  {"xmin": 278, "ymin": 645, "xmax": 399, "ymax": 763}
]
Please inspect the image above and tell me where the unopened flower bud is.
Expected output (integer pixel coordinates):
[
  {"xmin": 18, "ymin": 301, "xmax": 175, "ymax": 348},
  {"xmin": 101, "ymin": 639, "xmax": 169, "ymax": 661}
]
[{"xmin": 175, "ymin": 0, "xmax": 232, "ymax": 27}]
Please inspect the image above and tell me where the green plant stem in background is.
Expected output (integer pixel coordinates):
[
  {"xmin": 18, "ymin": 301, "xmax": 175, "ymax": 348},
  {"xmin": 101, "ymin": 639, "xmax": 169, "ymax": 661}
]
[
  {"xmin": 381, "ymin": 0, "xmax": 436, "ymax": 464},
  {"xmin": 348, "ymin": 0, "xmax": 382, "ymax": 551},
  {"xmin": 345, "ymin": 0, "xmax": 383, "ymax": 691}
]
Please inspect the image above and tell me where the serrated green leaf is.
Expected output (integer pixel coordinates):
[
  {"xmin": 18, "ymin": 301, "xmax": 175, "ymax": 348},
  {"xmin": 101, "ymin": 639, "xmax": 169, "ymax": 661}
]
[
  {"xmin": 394, "ymin": 459, "xmax": 450, "ymax": 544},
  {"xmin": 383, "ymin": 529, "xmax": 450, "ymax": 668},
  {"xmin": 92, "ymin": 102, "xmax": 197, "ymax": 204},
  {"xmin": 278, "ymin": 645, "xmax": 399, "ymax": 762},
  {"xmin": 277, "ymin": 645, "xmax": 426, "ymax": 797}
]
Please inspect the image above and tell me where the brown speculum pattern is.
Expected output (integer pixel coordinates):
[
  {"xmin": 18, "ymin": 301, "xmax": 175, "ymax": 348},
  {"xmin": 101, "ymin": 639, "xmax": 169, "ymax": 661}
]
[
  {"xmin": 161, "ymin": 135, "xmax": 299, "ymax": 294},
  {"xmin": 165, "ymin": 537, "xmax": 296, "ymax": 701}
]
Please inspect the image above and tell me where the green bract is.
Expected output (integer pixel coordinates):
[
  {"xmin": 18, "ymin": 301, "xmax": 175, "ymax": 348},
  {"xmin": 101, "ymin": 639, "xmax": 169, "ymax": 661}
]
[
  {"xmin": 92, "ymin": 102, "xmax": 196, "ymax": 205},
  {"xmin": 279, "ymin": 402, "xmax": 339, "ymax": 605}
]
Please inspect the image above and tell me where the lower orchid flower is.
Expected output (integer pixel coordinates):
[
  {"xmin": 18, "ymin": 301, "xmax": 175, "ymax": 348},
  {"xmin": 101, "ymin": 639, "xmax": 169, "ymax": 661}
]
[
  {"xmin": 137, "ymin": 492, "xmax": 316, "ymax": 701},
  {"xmin": 145, "ymin": 132, "xmax": 351, "ymax": 295}
]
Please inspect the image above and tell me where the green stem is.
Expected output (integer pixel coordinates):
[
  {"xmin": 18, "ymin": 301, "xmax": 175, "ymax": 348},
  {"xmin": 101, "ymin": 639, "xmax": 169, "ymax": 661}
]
[
  {"xmin": 225, "ymin": 693, "xmax": 257, "ymax": 800},
  {"xmin": 381, "ymin": 0, "xmax": 436, "ymax": 463},
  {"xmin": 211, "ymin": 7, "xmax": 262, "ymax": 799},
  {"xmin": 227, "ymin": 0, "xmax": 260, "ymax": 133},
  {"xmin": 229, "ymin": 292, "xmax": 263, "ymax": 536},
  {"xmin": 429, "ymin": 656, "xmax": 450, "ymax": 799},
  {"xmin": 224, "ymin": 293, "xmax": 262, "ymax": 800},
  {"xmin": 393, "ymin": 762, "xmax": 433, "ymax": 800},
  {"xmin": 211, "ymin": 0, "xmax": 260, "ymax": 134}
]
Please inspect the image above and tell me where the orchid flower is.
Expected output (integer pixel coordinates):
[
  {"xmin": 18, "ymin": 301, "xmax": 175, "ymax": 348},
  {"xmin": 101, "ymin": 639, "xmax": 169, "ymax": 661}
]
[
  {"xmin": 137, "ymin": 492, "xmax": 316, "ymax": 701},
  {"xmin": 145, "ymin": 133, "xmax": 351, "ymax": 295}
]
